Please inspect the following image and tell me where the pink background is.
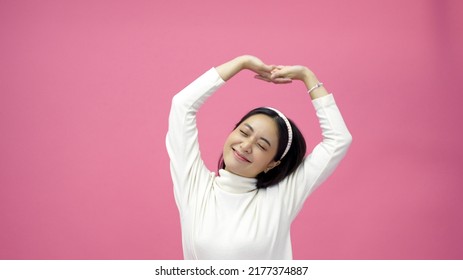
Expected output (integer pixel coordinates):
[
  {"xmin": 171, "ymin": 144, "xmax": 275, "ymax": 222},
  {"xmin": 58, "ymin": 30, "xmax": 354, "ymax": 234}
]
[{"xmin": 1, "ymin": 0, "xmax": 462, "ymax": 259}]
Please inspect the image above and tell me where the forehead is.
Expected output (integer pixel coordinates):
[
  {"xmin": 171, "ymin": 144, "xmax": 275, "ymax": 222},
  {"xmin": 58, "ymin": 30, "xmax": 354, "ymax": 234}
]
[{"xmin": 240, "ymin": 114, "xmax": 278, "ymax": 136}]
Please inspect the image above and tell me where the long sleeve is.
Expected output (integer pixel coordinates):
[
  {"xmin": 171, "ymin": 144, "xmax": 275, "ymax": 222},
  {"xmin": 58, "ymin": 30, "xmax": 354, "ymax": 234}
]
[
  {"xmin": 279, "ymin": 94, "xmax": 353, "ymax": 221},
  {"xmin": 166, "ymin": 68, "xmax": 226, "ymax": 213}
]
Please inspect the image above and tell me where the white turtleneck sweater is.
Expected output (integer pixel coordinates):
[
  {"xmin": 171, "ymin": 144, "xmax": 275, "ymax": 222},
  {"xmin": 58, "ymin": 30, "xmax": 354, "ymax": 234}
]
[{"xmin": 166, "ymin": 68, "xmax": 352, "ymax": 259}]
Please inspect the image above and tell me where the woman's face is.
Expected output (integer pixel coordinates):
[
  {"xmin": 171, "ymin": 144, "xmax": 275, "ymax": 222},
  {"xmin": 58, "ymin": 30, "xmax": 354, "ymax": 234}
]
[{"xmin": 223, "ymin": 114, "xmax": 280, "ymax": 178}]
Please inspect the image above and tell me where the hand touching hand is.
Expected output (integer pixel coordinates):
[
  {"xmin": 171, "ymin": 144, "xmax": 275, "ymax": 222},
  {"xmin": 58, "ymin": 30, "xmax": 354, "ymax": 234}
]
[
  {"xmin": 216, "ymin": 55, "xmax": 278, "ymax": 82},
  {"xmin": 269, "ymin": 65, "xmax": 312, "ymax": 81},
  {"xmin": 222, "ymin": 55, "xmax": 289, "ymax": 84},
  {"xmin": 216, "ymin": 56, "xmax": 327, "ymax": 99},
  {"xmin": 254, "ymin": 65, "xmax": 314, "ymax": 84},
  {"xmin": 217, "ymin": 56, "xmax": 317, "ymax": 88}
]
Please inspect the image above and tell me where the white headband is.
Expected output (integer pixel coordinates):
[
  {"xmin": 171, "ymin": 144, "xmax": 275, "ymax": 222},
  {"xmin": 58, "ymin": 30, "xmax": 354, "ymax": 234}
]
[{"xmin": 266, "ymin": 107, "xmax": 293, "ymax": 160}]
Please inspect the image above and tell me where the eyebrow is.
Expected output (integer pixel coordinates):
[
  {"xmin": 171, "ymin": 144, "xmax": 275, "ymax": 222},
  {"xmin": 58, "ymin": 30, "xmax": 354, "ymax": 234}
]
[{"xmin": 243, "ymin": 123, "xmax": 272, "ymax": 147}]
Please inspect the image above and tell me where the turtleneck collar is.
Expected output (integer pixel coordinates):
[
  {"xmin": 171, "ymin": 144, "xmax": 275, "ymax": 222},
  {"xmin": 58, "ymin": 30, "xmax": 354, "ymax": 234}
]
[{"xmin": 216, "ymin": 169, "xmax": 258, "ymax": 194}]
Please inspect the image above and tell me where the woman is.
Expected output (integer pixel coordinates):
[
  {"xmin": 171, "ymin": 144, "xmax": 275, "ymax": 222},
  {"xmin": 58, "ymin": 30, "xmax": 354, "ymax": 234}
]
[{"xmin": 166, "ymin": 55, "xmax": 352, "ymax": 259}]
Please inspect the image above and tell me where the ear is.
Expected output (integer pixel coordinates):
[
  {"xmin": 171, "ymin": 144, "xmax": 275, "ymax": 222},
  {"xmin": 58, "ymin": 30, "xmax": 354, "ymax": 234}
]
[{"xmin": 264, "ymin": 161, "xmax": 280, "ymax": 173}]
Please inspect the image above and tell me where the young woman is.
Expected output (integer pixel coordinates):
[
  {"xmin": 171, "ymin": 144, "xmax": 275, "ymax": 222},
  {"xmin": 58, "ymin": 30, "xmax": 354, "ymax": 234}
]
[{"xmin": 166, "ymin": 55, "xmax": 352, "ymax": 259}]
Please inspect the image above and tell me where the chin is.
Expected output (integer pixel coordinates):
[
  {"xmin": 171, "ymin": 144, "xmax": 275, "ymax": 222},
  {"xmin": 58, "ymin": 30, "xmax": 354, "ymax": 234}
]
[{"xmin": 223, "ymin": 158, "xmax": 239, "ymax": 173}]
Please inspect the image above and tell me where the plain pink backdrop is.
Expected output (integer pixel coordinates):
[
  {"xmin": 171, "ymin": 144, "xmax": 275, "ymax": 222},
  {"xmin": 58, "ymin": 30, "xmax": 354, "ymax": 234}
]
[{"xmin": 1, "ymin": 0, "xmax": 462, "ymax": 259}]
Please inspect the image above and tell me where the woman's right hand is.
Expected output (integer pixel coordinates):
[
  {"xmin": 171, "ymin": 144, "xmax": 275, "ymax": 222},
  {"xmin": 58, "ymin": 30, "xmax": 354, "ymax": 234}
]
[
  {"xmin": 216, "ymin": 55, "xmax": 270, "ymax": 81},
  {"xmin": 240, "ymin": 55, "xmax": 273, "ymax": 75}
]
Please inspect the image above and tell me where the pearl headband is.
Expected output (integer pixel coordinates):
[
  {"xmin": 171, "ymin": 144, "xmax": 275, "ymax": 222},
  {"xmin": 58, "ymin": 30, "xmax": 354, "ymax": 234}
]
[{"xmin": 266, "ymin": 107, "xmax": 293, "ymax": 160}]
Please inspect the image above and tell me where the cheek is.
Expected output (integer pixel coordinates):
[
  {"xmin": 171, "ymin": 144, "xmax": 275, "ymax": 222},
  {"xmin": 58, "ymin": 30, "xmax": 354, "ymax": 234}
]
[
  {"xmin": 256, "ymin": 146, "xmax": 279, "ymax": 165},
  {"xmin": 225, "ymin": 131, "xmax": 239, "ymax": 144},
  {"xmin": 223, "ymin": 134, "xmax": 234, "ymax": 151},
  {"xmin": 256, "ymin": 151, "xmax": 274, "ymax": 166}
]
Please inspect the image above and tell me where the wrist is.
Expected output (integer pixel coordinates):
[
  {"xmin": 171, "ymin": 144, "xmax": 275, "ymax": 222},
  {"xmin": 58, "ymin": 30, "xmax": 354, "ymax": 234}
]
[
  {"xmin": 237, "ymin": 55, "xmax": 254, "ymax": 70},
  {"xmin": 216, "ymin": 56, "xmax": 248, "ymax": 81},
  {"xmin": 302, "ymin": 70, "xmax": 320, "ymax": 89}
]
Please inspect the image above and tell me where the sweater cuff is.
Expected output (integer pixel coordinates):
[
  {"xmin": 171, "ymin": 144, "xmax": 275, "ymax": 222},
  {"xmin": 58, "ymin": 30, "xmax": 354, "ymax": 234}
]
[{"xmin": 312, "ymin": 94, "xmax": 335, "ymax": 110}]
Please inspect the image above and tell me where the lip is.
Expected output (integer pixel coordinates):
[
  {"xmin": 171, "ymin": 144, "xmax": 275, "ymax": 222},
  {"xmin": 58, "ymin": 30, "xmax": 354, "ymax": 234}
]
[{"xmin": 232, "ymin": 148, "xmax": 251, "ymax": 163}]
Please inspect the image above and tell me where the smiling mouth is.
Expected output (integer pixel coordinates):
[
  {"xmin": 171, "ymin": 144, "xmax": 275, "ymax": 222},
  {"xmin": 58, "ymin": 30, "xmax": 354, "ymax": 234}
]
[{"xmin": 232, "ymin": 148, "xmax": 251, "ymax": 163}]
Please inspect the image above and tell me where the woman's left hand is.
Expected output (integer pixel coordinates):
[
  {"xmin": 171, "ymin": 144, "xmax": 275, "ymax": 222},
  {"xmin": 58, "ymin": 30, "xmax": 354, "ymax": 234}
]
[
  {"xmin": 270, "ymin": 65, "xmax": 311, "ymax": 81},
  {"xmin": 255, "ymin": 65, "xmax": 314, "ymax": 84},
  {"xmin": 268, "ymin": 65, "xmax": 328, "ymax": 99}
]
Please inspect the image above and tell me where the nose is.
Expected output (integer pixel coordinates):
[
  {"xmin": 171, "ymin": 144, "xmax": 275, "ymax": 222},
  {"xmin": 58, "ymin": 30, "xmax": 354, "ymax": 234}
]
[{"xmin": 240, "ymin": 139, "xmax": 252, "ymax": 153}]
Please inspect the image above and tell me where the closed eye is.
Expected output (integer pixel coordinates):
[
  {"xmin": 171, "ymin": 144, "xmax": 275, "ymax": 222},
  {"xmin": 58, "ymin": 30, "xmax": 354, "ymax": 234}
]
[
  {"xmin": 257, "ymin": 144, "xmax": 267, "ymax": 151},
  {"xmin": 239, "ymin": 130, "xmax": 248, "ymax": 136}
]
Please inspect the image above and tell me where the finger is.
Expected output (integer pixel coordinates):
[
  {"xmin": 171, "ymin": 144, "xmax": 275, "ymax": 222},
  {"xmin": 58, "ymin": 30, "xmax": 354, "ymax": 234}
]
[
  {"xmin": 270, "ymin": 71, "xmax": 284, "ymax": 79},
  {"xmin": 271, "ymin": 68, "xmax": 291, "ymax": 79},
  {"xmin": 258, "ymin": 71, "xmax": 273, "ymax": 79},
  {"xmin": 254, "ymin": 75, "xmax": 272, "ymax": 82},
  {"xmin": 260, "ymin": 64, "xmax": 273, "ymax": 73},
  {"xmin": 272, "ymin": 78, "xmax": 293, "ymax": 84},
  {"xmin": 271, "ymin": 65, "xmax": 284, "ymax": 73}
]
